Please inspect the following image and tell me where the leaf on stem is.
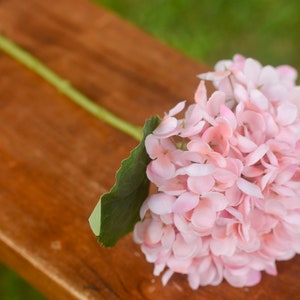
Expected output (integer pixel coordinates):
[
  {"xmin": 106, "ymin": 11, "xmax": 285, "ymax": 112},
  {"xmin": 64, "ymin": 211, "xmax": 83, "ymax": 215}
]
[{"xmin": 89, "ymin": 116, "xmax": 160, "ymax": 247}]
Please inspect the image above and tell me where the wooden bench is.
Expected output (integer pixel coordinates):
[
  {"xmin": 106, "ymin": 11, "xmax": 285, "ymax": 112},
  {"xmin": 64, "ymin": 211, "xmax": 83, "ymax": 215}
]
[{"xmin": 0, "ymin": 0, "xmax": 299, "ymax": 299}]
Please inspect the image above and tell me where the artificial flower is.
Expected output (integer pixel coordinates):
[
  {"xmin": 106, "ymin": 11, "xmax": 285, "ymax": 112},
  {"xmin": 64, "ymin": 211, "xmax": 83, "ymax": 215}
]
[{"xmin": 133, "ymin": 54, "xmax": 300, "ymax": 289}]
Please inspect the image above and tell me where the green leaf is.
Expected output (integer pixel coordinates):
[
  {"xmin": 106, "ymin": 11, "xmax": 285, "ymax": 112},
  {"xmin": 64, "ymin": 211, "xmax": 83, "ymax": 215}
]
[{"xmin": 89, "ymin": 116, "xmax": 160, "ymax": 247}]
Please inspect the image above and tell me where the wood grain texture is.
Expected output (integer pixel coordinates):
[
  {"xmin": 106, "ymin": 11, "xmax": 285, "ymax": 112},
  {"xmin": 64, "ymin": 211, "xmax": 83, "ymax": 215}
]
[{"xmin": 0, "ymin": 0, "xmax": 299, "ymax": 299}]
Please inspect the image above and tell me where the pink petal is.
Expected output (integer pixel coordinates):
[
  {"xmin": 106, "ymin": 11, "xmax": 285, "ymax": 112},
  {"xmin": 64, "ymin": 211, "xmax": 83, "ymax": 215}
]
[
  {"xmin": 160, "ymin": 213, "xmax": 174, "ymax": 225},
  {"xmin": 211, "ymin": 224, "xmax": 227, "ymax": 239},
  {"xmin": 225, "ymin": 185, "xmax": 242, "ymax": 206},
  {"xmin": 220, "ymin": 104, "xmax": 237, "ymax": 129},
  {"xmin": 145, "ymin": 134, "xmax": 161, "ymax": 158},
  {"xmin": 242, "ymin": 166, "xmax": 264, "ymax": 178},
  {"xmin": 188, "ymin": 272, "xmax": 200, "ymax": 290},
  {"xmin": 180, "ymin": 119, "xmax": 205, "ymax": 137},
  {"xmin": 265, "ymin": 264, "xmax": 278, "ymax": 276},
  {"xmin": 215, "ymin": 59, "xmax": 234, "ymax": 72},
  {"xmin": 172, "ymin": 233, "xmax": 197, "ymax": 259},
  {"xmin": 277, "ymin": 65, "xmax": 298, "ymax": 84},
  {"xmin": 172, "ymin": 192, "xmax": 199, "ymax": 213},
  {"xmin": 226, "ymin": 206, "xmax": 244, "ymax": 222},
  {"xmin": 222, "ymin": 252, "xmax": 250, "ymax": 266},
  {"xmin": 239, "ymin": 110, "xmax": 266, "ymax": 133},
  {"xmin": 284, "ymin": 211, "xmax": 300, "ymax": 226},
  {"xmin": 153, "ymin": 116, "xmax": 178, "ymax": 137},
  {"xmin": 237, "ymin": 178, "xmax": 263, "ymax": 198},
  {"xmin": 238, "ymin": 227, "xmax": 261, "ymax": 252},
  {"xmin": 277, "ymin": 102, "xmax": 298, "ymax": 126},
  {"xmin": 244, "ymin": 58, "xmax": 262, "ymax": 83},
  {"xmin": 245, "ymin": 144, "xmax": 269, "ymax": 166},
  {"xmin": 234, "ymin": 84, "xmax": 248, "ymax": 102},
  {"xmin": 272, "ymin": 185, "xmax": 296, "ymax": 197},
  {"xmin": 245, "ymin": 270, "xmax": 262, "ymax": 287},
  {"xmin": 194, "ymin": 80, "xmax": 207, "ymax": 105},
  {"xmin": 200, "ymin": 263, "xmax": 222, "ymax": 286},
  {"xmin": 173, "ymin": 214, "xmax": 191, "ymax": 233},
  {"xmin": 267, "ymin": 84, "xmax": 288, "ymax": 102},
  {"xmin": 236, "ymin": 135, "xmax": 257, "ymax": 153},
  {"xmin": 139, "ymin": 199, "xmax": 149, "ymax": 218},
  {"xmin": 265, "ymin": 114, "xmax": 279, "ymax": 137},
  {"xmin": 187, "ymin": 138, "xmax": 210, "ymax": 152},
  {"xmin": 141, "ymin": 244, "xmax": 161, "ymax": 262},
  {"xmin": 207, "ymin": 91, "xmax": 225, "ymax": 117},
  {"xmin": 158, "ymin": 176, "xmax": 186, "ymax": 196},
  {"xmin": 250, "ymin": 89, "xmax": 269, "ymax": 110},
  {"xmin": 249, "ymin": 209, "xmax": 277, "ymax": 234},
  {"xmin": 133, "ymin": 220, "xmax": 150, "ymax": 243},
  {"xmin": 188, "ymin": 175, "xmax": 215, "ymax": 194},
  {"xmin": 209, "ymin": 152, "xmax": 227, "ymax": 168},
  {"xmin": 197, "ymin": 70, "xmax": 231, "ymax": 81},
  {"xmin": 224, "ymin": 267, "xmax": 249, "ymax": 287},
  {"xmin": 147, "ymin": 193, "xmax": 175, "ymax": 215},
  {"xmin": 261, "ymin": 170, "xmax": 276, "ymax": 190},
  {"xmin": 275, "ymin": 165, "xmax": 297, "ymax": 184},
  {"xmin": 266, "ymin": 149, "xmax": 279, "ymax": 166},
  {"xmin": 162, "ymin": 269, "xmax": 174, "ymax": 286},
  {"xmin": 264, "ymin": 199, "xmax": 286, "ymax": 217},
  {"xmin": 154, "ymin": 263, "xmax": 166, "ymax": 276},
  {"xmin": 176, "ymin": 163, "xmax": 215, "ymax": 176},
  {"xmin": 258, "ymin": 65, "xmax": 278, "ymax": 89},
  {"xmin": 168, "ymin": 100, "xmax": 186, "ymax": 116},
  {"xmin": 184, "ymin": 103, "xmax": 202, "ymax": 123},
  {"xmin": 233, "ymin": 54, "xmax": 246, "ymax": 66},
  {"xmin": 210, "ymin": 237, "xmax": 237, "ymax": 256},
  {"xmin": 214, "ymin": 167, "xmax": 237, "ymax": 182},
  {"xmin": 291, "ymin": 237, "xmax": 300, "ymax": 253},
  {"xmin": 226, "ymin": 157, "xmax": 244, "ymax": 176},
  {"xmin": 202, "ymin": 192, "xmax": 228, "ymax": 211},
  {"xmin": 197, "ymin": 256, "xmax": 213, "ymax": 274},
  {"xmin": 161, "ymin": 226, "xmax": 176, "ymax": 248},
  {"xmin": 191, "ymin": 203, "xmax": 216, "ymax": 229},
  {"xmin": 287, "ymin": 86, "xmax": 300, "ymax": 107},
  {"xmin": 167, "ymin": 256, "xmax": 192, "ymax": 273},
  {"xmin": 144, "ymin": 219, "xmax": 163, "ymax": 244},
  {"xmin": 150, "ymin": 156, "xmax": 175, "ymax": 179},
  {"xmin": 146, "ymin": 164, "xmax": 167, "ymax": 187}
]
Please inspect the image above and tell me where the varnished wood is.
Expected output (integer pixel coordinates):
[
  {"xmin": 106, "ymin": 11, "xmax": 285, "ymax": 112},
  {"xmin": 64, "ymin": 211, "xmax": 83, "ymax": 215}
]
[{"xmin": 0, "ymin": 0, "xmax": 299, "ymax": 299}]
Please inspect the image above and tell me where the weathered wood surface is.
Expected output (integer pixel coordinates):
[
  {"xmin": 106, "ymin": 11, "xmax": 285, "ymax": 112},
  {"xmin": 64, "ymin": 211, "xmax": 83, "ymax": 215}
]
[{"xmin": 0, "ymin": 0, "xmax": 299, "ymax": 299}]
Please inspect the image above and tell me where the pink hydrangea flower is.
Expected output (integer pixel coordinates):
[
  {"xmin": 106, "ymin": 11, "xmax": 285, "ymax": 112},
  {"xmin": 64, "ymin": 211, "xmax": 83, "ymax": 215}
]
[{"xmin": 133, "ymin": 55, "xmax": 300, "ymax": 289}]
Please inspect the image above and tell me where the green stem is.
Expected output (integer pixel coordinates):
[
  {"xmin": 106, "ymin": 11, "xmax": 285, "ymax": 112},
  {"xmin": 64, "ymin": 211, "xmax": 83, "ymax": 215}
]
[{"xmin": 0, "ymin": 34, "xmax": 143, "ymax": 142}]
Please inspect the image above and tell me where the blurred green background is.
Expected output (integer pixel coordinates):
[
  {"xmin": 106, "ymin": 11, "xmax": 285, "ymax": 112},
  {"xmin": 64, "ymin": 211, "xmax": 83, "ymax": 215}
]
[
  {"xmin": 97, "ymin": 0, "xmax": 300, "ymax": 69},
  {"xmin": 1, "ymin": 0, "xmax": 299, "ymax": 299}
]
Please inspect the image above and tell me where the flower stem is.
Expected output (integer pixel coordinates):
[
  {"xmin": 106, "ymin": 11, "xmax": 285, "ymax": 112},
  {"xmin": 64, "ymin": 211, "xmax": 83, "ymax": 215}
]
[{"xmin": 0, "ymin": 34, "xmax": 143, "ymax": 142}]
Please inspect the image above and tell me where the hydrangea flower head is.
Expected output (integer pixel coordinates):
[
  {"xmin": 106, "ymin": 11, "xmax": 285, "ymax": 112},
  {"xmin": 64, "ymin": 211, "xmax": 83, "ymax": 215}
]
[{"xmin": 133, "ymin": 55, "xmax": 300, "ymax": 289}]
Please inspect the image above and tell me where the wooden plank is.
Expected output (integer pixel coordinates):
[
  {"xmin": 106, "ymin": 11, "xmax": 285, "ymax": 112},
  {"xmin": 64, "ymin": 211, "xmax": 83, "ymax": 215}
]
[
  {"xmin": 0, "ymin": 0, "xmax": 207, "ymax": 124},
  {"xmin": 0, "ymin": 0, "xmax": 299, "ymax": 299}
]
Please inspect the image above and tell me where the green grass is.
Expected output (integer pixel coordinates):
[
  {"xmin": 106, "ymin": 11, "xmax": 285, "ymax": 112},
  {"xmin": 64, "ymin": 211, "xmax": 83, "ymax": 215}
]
[
  {"xmin": 96, "ymin": 0, "xmax": 300, "ymax": 70},
  {"xmin": 0, "ymin": 264, "xmax": 46, "ymax": 300},
  {"xmin": 1, "ymin": 0, "xmax": 299, "ymax": 299}
]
